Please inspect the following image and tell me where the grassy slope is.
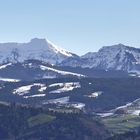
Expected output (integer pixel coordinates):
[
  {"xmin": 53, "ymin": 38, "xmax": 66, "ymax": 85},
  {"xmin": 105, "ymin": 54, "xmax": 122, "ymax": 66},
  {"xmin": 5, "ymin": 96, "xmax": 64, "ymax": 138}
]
[{"xmin": 102, "ymin": 114, "xmax": 140, "ymax": 134}]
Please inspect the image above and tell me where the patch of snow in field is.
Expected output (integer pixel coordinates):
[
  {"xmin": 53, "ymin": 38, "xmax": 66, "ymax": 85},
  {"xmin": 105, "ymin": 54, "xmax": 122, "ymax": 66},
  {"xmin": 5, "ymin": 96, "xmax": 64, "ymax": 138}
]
[
  {"xmin": 0, "ymin": 77, "xmax": 20, "ymax": 82},
  {"xmin": 38, "ymin": 86, "xmax": 47, "ymax": 92},
  {"xmin": 70, "ymin": 103, "xmax": 85, "ymax": 109},
  {"xmin": 129, "ymin": 74, "xmax": 137, "ymax": 77},
  {"xmin": 50, "ymin": 87, "xmax": 74, "ymax": 93},
  {"xmin": 115, "ymin": 102, "xmax": 132, "ymax": 110},
  {"xmin": 49, "ymin": 82, "xmax": 81, "ymax": 93},
  {"xmin": 0, "ymin": 63, "xmax": 12, "ymax": 69},
  {"xmin": 49, "ymin": 83, "xmax": 64, "ymax": 87},
  {"xmin": 97, "ymin": 112, "xmax": 114, "ymax": 118},
  {"xmin": 13, "ymin": 83, "xmax": 47, "ymax": 95},
  {"xmin": 131, "ymin": 110, "xmax": 140, "ymax": 116},
  {"xmin": 43, "ymin": 75, "xmax": 56, "ymax": 79},
  {"xmin": 49, "ymin": 82, "xmax": 80, "ymax": 88},
  {"xmin": 44, "ymin": 97, "xmax": 70, "ymax": 104},
  {"xmin": 86, "ymin": 91, "xmax": 102, "ymax": 98},
  {"xmin": 24, "ymin": 94, "xmax": 46, "ymax": 98},
  {"xmin": 13, "ymin": 85, "xmax": 34, "ymax": 95}
]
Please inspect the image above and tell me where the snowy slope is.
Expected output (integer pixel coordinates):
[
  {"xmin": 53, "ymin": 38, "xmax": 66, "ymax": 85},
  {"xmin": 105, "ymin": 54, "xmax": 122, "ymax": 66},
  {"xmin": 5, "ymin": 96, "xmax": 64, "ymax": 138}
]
[
  {"xmin": 13, "ymin": 83, "xmax": 47, "ymax": 96},
  {"xmin": 0, "ymin": 38, "xmax": 76, "ymax": 64},
  {"xmin": 0, "ymin": 60, "xmax": 85, "ymax": 80},
  {"xmin": 49, "ymin": 82, "xmax": 81, "ymax": 93}
]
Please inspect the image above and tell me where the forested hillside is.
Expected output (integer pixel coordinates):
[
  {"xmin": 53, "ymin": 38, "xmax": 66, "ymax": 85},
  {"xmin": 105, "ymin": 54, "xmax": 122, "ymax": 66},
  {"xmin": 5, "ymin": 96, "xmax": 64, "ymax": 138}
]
[{"xmin": 0, "ymin": 103, "xmax": 109, "ymax": 140}]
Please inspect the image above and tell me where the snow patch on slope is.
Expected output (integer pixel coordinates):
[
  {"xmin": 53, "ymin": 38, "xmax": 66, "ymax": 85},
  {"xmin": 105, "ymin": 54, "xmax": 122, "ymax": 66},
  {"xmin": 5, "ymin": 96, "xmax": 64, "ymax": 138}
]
[
  {"xmin": 13, "ymin": 83, "xmax": 47, "ymax": 96},
  {"xmin": 24, "ymin": 94, "xmax": 46, "ymax": 99},
  {"xmin": 0, "ymin": 77, "xmax": 20, "ymax": 82},
  {"xmin": 40, "ymin": 65, "xmax": 85, "ymax": 77},
  {"xmin": 44, "ymin": 97, "xmax": 70, "ymax": 104},
  {"xmin": 0, "ymin": 63, "xmax": 12, "ymax": 69},
  {"xmin": 85, "ymin": 91, "xmax": 102, "ymax": 98},
  {"xmin": 49, "ymin": 82, "xmax": 81, "ymax": 93},
  {"xmin": 69, "ymin": 103, "xmax": 85, "ymax": 109}
]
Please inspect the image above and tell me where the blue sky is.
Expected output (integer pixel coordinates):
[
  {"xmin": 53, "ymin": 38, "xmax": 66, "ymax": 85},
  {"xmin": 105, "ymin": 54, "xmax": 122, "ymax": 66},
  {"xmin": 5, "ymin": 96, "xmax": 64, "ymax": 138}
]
[{"xmin": 0, "ymin": 0, "xmax": 140, "ymax": 55}]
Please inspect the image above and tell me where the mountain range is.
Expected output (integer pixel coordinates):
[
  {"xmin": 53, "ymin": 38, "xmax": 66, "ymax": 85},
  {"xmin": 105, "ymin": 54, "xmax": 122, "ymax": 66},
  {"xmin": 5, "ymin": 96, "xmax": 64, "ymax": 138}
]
[{"xmin": 0, "ymin": 38, "xmax": 140, "ymax": 79}]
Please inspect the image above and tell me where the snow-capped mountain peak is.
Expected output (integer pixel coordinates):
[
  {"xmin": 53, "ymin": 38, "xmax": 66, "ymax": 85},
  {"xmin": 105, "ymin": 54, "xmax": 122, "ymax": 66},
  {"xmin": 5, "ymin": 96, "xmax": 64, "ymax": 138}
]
[
  {"xmin": 61, "ymin": 44, "xmax": 140, "ymax": 73},
  {"xmin": 0, "ymin": 38, "xmax": 75, "ymax": 64},
  {"xmin": 82, "ymin": 44, "xmax": 140, "ymax": 71}
]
